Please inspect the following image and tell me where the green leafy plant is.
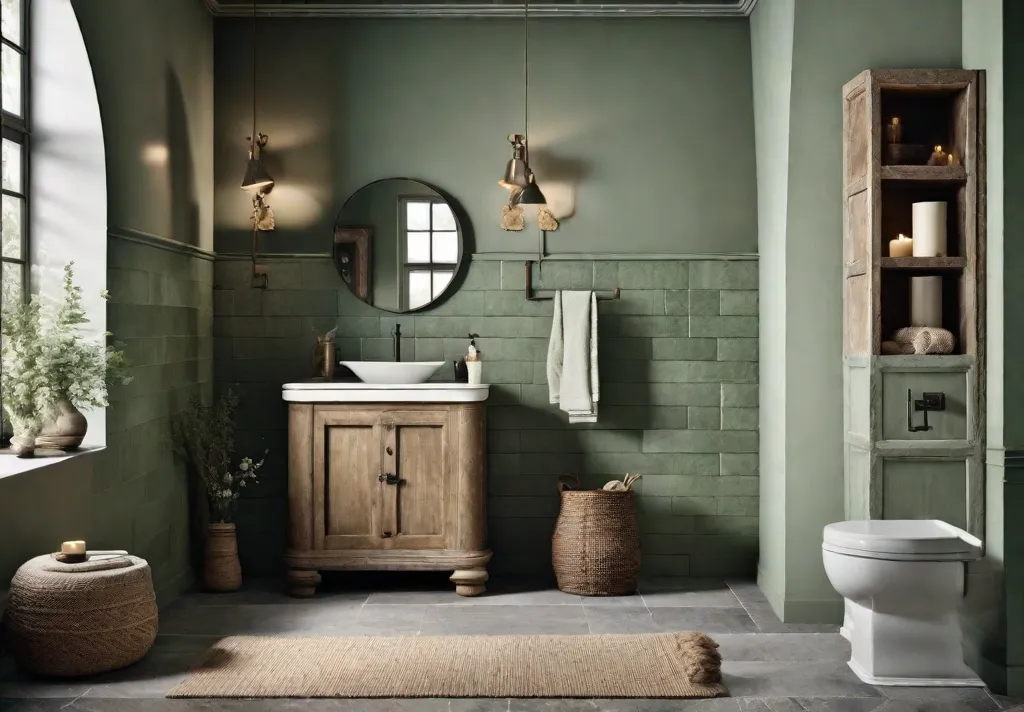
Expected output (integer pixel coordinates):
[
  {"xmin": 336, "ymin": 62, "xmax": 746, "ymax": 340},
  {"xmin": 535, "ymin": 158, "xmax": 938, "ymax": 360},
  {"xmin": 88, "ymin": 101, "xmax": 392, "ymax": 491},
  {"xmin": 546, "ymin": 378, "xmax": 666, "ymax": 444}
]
[
  {"xmin": 172, "ymin": 389, "xmax": 265, "ymax": 524},
  {"xmin": 1, "ymin": 263, "xmax": 130, "ymax": 436}
]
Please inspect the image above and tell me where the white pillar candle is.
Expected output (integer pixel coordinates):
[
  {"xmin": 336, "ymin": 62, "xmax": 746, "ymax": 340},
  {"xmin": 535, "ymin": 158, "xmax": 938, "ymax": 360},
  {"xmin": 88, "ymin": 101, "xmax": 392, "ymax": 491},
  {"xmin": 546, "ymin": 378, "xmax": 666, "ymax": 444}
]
[
  {"xmin": 911, "ymin": 277, "xmax": 943, "ymax": 327},
  {"xmin": 912, "ymin": 202, "xmax": 947, "ymax": 257},
  {"xmin": 61, "ymin": 540, "xmax": 86, "ymax": 555}
]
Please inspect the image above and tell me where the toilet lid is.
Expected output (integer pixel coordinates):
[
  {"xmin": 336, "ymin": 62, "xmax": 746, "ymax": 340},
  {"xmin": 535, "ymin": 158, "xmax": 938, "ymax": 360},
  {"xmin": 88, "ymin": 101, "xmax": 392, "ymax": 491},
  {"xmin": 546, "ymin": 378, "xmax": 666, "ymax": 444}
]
[{"xmin": 823, "ymin": 520, "xmax": 981, "ymax": 559}]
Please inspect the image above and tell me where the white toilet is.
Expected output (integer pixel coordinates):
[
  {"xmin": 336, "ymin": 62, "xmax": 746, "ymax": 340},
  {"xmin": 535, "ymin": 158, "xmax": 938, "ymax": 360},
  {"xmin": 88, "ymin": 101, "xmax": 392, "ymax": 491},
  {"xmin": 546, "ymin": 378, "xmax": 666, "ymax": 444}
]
[{"xmin": 822, "ymin": 519, "xmax": 983, "ymax": 687}]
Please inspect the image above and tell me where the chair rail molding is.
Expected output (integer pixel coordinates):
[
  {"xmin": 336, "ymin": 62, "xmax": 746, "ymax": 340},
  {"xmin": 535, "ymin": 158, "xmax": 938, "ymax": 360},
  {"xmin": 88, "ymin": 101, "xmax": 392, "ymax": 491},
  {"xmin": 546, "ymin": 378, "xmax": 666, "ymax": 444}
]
[{"xmin": 201, "ymin": 0, "xmax": 757, "ymax": 18}]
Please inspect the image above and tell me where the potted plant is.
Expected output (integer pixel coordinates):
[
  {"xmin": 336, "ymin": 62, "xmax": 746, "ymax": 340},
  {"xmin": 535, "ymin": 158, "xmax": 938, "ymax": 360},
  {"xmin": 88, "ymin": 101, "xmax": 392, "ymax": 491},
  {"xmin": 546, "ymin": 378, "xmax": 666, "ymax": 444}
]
[
  {"xmin": 173, "ymin": 389, "xmax": 265, "ymax": 592},
  {"xmin": 1, "ymin": 263, "xmax": 130, "ymax": 456}
]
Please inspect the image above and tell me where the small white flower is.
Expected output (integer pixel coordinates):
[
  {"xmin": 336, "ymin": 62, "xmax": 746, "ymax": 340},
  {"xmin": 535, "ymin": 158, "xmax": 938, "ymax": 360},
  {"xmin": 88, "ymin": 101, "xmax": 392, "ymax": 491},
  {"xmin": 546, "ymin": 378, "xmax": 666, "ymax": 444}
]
[
  {"xmin": 223, "ymin": 473, "xmax": 232, "ymax": 484},
  {"xmin": 240, "ymin": 460, "xmax": 250, "ymax": 472}
]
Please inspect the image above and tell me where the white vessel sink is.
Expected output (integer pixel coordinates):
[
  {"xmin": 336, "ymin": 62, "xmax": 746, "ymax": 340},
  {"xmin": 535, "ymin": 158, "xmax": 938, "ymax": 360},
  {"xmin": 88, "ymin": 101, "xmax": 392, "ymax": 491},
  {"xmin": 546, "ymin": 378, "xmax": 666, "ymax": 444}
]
[
  {"xmin": 340, "ymin": 361, "xmax": 444, "ymax": 385},
  {"xmin": 282, "ymin": 382, "xmax": 489, "ymax": 403}
]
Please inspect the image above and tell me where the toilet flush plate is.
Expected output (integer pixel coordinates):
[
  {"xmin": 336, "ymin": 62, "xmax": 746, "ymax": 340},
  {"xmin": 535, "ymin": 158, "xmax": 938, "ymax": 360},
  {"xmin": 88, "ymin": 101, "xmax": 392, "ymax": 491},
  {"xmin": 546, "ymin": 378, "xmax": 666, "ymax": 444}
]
[{"xmin": 848, "ymin": 660, "xmax": 984, "ymax": 688}]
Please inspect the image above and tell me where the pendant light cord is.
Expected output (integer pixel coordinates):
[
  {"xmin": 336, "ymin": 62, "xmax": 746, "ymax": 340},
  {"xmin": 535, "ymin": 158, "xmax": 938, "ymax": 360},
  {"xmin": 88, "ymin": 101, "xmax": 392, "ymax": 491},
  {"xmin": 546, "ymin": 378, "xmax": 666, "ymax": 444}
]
[
  {"xmin": 251, "ymin": 1, "xmax": 257, "ymax": 153},
  {"xmin": 523, "ymin": 0, "xmax": 529, "ymax": 158}
]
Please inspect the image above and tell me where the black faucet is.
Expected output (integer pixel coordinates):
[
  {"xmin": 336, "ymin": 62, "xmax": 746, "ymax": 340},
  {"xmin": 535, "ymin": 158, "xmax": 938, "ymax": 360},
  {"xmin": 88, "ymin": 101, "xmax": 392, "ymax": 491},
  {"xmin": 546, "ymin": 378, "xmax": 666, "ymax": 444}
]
[{"xmin": 392, "ymin": 323, "xmax": 402, "ymax": 362}]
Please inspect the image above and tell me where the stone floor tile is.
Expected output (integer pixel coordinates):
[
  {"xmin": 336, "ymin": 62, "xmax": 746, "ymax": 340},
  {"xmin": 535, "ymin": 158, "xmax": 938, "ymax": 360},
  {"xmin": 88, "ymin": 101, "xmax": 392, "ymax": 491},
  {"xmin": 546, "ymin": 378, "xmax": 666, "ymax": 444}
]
[
  {"xmin": 880, "ymin": 686, "xmax": 1000, "ymax": 712},
  {"xmin": 580, "ymin": 594, "xmax": 647, "ymax": 608},
  {"xmin": 420, "ymin": 604, "xmax": 589, "ymax": 635},
  {"xmin": 721, "ymin": 661, "xmax": 882, "ymax": 699},
  {"xmin": 650, "ymin": 607, "xmax": 758, "ymax": 634},
  {"xmin": 714, "ymin": 633, "xmax": 849, "ymax": 663}
]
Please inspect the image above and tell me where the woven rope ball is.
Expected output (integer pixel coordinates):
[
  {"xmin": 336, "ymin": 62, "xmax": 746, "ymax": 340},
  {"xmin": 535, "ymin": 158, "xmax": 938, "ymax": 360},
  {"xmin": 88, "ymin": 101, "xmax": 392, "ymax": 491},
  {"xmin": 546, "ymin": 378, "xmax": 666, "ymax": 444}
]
[{"xmin": 4, "ymin": 554, "xmax": 158, "ymax": 677}]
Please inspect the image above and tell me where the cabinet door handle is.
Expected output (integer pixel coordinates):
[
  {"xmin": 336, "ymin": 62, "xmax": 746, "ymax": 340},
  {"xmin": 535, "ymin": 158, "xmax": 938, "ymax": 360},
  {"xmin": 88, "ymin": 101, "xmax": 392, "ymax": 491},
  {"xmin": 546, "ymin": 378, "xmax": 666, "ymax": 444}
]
[
  {"xmin": 907, "ymin": 389, "xmax": 946, "ymax": 432},
  {"xmin": 378, "ymin": 473, "xmax": 401, "ymax": 485},
  {"xmin": 382, "ymin": 531, "xmax": 392, "ymax": 538}
]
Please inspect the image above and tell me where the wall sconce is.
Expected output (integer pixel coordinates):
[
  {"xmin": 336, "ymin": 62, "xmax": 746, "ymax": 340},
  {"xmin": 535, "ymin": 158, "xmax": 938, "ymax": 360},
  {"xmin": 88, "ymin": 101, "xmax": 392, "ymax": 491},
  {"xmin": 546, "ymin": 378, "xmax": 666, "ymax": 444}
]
[{"xmin": 242, "ymin": 1, "xmax": 274, "ymax": 289}]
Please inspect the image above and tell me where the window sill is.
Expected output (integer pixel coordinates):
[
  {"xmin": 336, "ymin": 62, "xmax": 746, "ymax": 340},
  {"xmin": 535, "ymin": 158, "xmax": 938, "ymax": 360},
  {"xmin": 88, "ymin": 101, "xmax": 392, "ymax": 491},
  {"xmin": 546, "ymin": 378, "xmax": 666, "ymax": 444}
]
[{"xmin": 0, "ymin": 445, "xmax": 104, "ymax": 480}]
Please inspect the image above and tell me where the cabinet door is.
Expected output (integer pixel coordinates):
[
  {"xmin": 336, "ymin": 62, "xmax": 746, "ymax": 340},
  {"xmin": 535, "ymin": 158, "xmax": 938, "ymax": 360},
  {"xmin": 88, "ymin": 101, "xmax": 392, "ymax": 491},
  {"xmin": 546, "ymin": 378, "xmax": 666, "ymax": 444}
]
[
  {"xmin": 380, "ymin": 409, "xmax": 450, "ymax": 550},
  {"xmin": 315, "ymin": 408, "xmax": 383, "ymax": 550}
]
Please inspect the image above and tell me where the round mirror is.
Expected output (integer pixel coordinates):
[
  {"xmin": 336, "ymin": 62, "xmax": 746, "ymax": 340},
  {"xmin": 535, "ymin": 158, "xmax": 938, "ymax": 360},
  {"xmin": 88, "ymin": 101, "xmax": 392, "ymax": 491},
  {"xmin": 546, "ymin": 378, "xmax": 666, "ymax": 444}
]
[{"xmin": 334, "ymin": 179, "xmax": 464, "ymax": 313}]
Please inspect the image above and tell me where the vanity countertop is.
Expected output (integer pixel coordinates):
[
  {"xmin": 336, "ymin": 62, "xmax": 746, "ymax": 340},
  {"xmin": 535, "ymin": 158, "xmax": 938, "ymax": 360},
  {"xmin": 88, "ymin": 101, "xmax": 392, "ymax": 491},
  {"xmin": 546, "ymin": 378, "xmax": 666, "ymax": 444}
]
[{"xmin": 282, "ymin": 382, "xmax": 490, "ymax": 403}]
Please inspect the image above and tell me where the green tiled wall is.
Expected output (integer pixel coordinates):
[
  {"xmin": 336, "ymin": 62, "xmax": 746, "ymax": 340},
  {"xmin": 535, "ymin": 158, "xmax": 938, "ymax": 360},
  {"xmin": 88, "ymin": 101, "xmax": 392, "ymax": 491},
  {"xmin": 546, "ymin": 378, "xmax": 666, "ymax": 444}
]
[
  {"xmin": 106, "ymin": 235, "xmax": 214, "ymax": 598},
  {"xmin": 214, "ymin": 257, "xmax": 758, "ymax": 579}
]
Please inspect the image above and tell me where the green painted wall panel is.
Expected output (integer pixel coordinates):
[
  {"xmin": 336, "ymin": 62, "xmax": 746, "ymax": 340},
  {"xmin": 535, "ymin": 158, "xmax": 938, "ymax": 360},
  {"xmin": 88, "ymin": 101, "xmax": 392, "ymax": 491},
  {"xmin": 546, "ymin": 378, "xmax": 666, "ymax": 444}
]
[{"xmin": 212, "ymin": 18, "xmax": 756, "ymax": 256}]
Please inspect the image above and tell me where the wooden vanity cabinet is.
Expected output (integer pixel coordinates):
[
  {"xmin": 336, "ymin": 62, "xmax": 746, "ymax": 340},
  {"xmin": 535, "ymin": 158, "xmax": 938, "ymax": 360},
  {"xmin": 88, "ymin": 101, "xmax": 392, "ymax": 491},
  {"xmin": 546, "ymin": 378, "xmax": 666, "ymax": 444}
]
[{"xmin": 285, "ymin": 402, "xmax": 491, "ymax": 596}]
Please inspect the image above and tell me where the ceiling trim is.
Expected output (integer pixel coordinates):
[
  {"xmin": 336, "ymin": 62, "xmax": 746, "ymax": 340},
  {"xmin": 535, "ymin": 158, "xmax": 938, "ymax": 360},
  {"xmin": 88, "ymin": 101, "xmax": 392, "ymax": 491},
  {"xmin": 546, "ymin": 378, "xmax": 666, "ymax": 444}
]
[{"xmin": 203, "ymin": 0, "xmax": 758, "ymax": 18}]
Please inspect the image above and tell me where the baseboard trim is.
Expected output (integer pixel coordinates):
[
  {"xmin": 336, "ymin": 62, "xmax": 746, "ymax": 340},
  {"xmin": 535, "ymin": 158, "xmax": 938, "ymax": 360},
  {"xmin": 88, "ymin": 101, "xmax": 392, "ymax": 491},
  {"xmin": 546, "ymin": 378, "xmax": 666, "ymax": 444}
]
[{"xmin": 756, "ymin": 565, "xmax": 843, "ymax": 624}]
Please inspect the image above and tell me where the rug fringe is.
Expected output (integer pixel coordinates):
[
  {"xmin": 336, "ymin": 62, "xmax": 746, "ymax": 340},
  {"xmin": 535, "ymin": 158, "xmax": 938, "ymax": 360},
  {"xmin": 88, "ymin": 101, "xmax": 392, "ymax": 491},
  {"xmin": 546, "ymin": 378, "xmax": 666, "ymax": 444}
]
[{"xmin": 673, "ymin": 632, "xmax": 723, "ymax": 684}]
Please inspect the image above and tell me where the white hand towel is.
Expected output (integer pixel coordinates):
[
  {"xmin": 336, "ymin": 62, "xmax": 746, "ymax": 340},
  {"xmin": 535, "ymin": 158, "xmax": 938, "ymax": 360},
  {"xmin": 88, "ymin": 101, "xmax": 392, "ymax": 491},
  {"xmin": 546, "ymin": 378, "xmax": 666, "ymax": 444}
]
[{"xmin": 547, "ymin": 290, "xmax": 599, "ymax": 423}]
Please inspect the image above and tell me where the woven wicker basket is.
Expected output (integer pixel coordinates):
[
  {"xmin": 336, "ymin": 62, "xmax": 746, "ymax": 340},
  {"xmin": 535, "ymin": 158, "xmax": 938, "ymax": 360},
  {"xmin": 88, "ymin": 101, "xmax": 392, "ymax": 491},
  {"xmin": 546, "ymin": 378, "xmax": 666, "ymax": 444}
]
[{"xmin": 551, "ymin": 477, "xmax": 641, "ymax": 596}]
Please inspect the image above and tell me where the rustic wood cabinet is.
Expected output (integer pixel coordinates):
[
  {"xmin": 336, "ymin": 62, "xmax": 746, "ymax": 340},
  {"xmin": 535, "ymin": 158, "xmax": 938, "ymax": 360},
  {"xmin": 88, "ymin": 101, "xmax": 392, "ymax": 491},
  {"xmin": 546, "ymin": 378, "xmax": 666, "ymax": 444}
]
[
  {"xmin": 842, "ymin": 69, "xmax": 986, "ymax": 540},
  {"xmin": 284, "ymin": 399, "xmax": 490, "ymax": 596}
]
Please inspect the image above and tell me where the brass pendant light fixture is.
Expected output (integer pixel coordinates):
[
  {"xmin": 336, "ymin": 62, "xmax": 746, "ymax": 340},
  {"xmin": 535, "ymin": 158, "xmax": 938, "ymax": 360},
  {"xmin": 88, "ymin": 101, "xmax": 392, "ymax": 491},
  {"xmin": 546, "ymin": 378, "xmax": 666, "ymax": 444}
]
[{"xmin": 501, "ymin": 0, "xmax": 546, "ymax": 206}]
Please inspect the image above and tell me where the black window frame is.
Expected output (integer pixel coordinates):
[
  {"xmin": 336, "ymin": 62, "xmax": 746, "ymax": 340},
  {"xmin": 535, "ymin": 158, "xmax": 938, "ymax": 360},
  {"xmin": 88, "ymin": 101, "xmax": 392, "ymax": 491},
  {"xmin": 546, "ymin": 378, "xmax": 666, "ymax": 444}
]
[{"xmin": 1, "ymin": 0, "xmax": 30, "ymax": 447}]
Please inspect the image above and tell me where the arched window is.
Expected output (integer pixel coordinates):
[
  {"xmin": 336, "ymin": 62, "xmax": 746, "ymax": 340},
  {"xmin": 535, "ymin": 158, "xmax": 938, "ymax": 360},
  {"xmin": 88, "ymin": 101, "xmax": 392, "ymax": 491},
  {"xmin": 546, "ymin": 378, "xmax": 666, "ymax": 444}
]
[{"xmin": 1, "ymin": 0, "xmax": 27, "ymax": 445}]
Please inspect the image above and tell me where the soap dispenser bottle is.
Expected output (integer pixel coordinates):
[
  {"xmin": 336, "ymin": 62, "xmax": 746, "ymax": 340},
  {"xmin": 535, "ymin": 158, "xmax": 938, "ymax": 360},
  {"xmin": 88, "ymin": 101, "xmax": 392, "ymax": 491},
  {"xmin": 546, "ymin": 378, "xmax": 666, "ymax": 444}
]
[{"xmin": 465, "ymin": 335, "xmax": 483, "ymax": 385}]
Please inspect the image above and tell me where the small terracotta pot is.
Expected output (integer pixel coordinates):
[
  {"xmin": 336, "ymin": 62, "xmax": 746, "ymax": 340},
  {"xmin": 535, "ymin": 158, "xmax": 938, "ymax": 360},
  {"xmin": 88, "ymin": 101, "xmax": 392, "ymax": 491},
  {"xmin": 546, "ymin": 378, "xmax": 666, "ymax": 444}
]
[
  {"xmin": 203, "ymin": 523, "xmax": 242, "ymax": 592},
  {"xmin": 36, "ymin": 398, "xmax": 88, "ymax": 450}
]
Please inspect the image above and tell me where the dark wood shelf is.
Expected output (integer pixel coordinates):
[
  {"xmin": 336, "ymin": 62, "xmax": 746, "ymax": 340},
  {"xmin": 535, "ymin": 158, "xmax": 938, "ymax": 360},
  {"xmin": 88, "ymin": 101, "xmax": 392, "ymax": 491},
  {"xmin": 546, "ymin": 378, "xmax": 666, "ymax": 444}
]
[
  {"xmin": 880, "ymin": 165, "xmax": 967, "ymax": 182},
  {"xmin": 880, "ymin": 256, "xmax": 965, "ymax": 271}
]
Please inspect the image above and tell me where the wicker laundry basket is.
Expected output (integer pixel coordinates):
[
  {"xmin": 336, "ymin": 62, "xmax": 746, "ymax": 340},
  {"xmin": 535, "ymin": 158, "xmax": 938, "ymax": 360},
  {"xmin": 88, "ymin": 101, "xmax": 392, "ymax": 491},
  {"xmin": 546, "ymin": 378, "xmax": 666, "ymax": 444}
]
[
  {"xmin": 551, "ymin": 476, "xmax": 641, "ymax": 596},
  {"xmin": 4, "ymin": 553, "xmax": 158, "ymax": 677}
]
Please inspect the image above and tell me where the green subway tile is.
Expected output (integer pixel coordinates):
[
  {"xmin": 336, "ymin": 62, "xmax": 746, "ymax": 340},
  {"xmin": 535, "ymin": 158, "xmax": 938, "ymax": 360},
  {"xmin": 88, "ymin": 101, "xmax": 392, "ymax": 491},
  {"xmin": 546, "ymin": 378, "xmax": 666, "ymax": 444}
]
[
  {"xmin": 593, "ymin": 262, "xmax": 618, "ymax": 290},
  {"xmin": 338, "ymin": 289, "xmax": 384, "ymax": 317},
  {"xmin": 488, "ymin": 454, "xmax": 522, "ymax": 477},
  {"xmin": 362, "ymin": 338, "xmax": 393, "ymax": 361},
  {"xmin": 489, "ymin": 431, "xmax": 522, "ymax": 454},
  {"xmin": 643, "ymin": 429, "xmax": 757, "ymax": 454},
  {"xmin": 213, "ymin": 260, "xmax": 252, "ymax": 289},
  {"xmin": 603, "ymin": 338, "xmax": 653, "ymax": 360},
  {"xmin": 664, "ymin": 291, "xmax": 687, "ymax": 316},
  {"xmin": 263, "ymin": 290, "xmax": 337, "ymax": 317},
  {"xmin": 603, "ymin": 383, "xmax": 720, "ymax": 407},
  {"xmin": 722, "ymin": 383, "xmax": 759, "ymax": 407},
  {"xmin": 484, "ymin": 291, "xmax": 554, "ymax": 317},
  {"xmin": 414, "ymin": 316, "xmax": 470, "ymax": 337},
  {"xmin": 689, "ymin": 316, "xmax": 757, "ymax": 338},
  {"xmin": 473, "ymin": 317, "xmax": 546, "ymax": 338},
  {"xmin": 301, "ymin": 259, "xmax": 341, "ymax": 290},
  {"xmin": 688, "ymin": 407, "xmax": 721, "ymax": 430},
  {"xmin": 603, "ymin": 315, "xmax": 688, "ymax": 338},
  {"xmin": 586, "ymin": 453, "xmax": 719, "ymax": 476},
  {"xmin": 651, "ymin": 338, "xmax": 717, "ymax": 361},
  {"xmin": 642, "ymin": 555, "xmax": 690, "ymax": 577},
  {"xmin": 636, "ymin": 496, "xmax": 674, "ymax": 516},
  {"xmin": 640, "ymin": 515, "xmax": 696, "ymax": 535},
  {"xmin": 671, "ymin": 497, "xmax": 718, "ymax": 516},
  {"xmin": 718, "ymin": 338, "xmax": 758, "ymax": 362},
  {"xmin": 484, "ymin": 361, "xmax": 535, "ymax": 384},
  {"xmin": 721, "ymin": 454, "xmax": 759, "ymax": 476},
  {"xmin": 487, "ymin": 384, "xmax": 522, "ymax": 406},
  {"xmin": 109, "ymin": 268, "xmax": 153, "ymax": 304},
  {"xmin": 518, "ymin": 430, "xmax": 643, "ymax": 454},
  {"xmin": 499, "ymin": 261, "xmax": 528, "ymax": 291},
  {"xmin": 265, "ymin": 318, "xmax": 302, "ymax": 338},
  {"xmin": 718, "ymin": 496, "xmax": 759, "ymax": 516},
  {"xmin": 488, "ymin": 474, "xmax": 557, "ymax": 497},
  {"xmin": 718, "ymin": 476, "xmax": 759, "ymax": 496},
  {"xmin": 530, "ymin": 262, "xmax": 594, "ymax": 290},
  {"xmin": 212, "ymin": 289, "xmax": 233, "ymax": 315},
  {"xmin": 618, "ymin": 262, "xmax": 687, "ymax": 290},
  {"xmin": 603, "ymin": 290, "xmax": 664, "ymax": 315},
  {"xmin": 264, "ymin": 262, "xmax": 304, "ymax": 290},
  {"xmin": 232, "ymin": 289, "xmax": 265, "ymax": 317},
  {"xmin": 694, "ymin": 515, "xmax": 759, "ymax": 536},
  {"xmin": 643, "ymin": 361, "xmax": 757, "ymax": 383},
  {"xmin": 597, "ymin": 406, "xmax": 689, "ymax": 429},
  {"xmin": 689, "ymin": 290, "xmax": 721, "ymax": 316},
  {"xmin": 488, "ymin": 496, "xmax": 559, "ymax": 518},
  {"xmin": 688, "ymin": 261, "xmax": 758, "ymax": 290},
  {"xmin": 457, "ymin": 261, "xmax": 499, "ymax": 291},
  {"xmin": 720, "ymin": 290, "xmax": 758, "ymax": 316},
  {"xmin": 722, "ymin": 407, "xmax": 758, "ymax": 431},
  {"xmin": 414, "ymin": 338, "xmax": 444, "ymax": 361},
  {"xmin": 336, "ymin": 316, "xmax": 384, "ymax": 338},
  {"xmin": 643, "ymin": 475, "xmax": 719, "ymax": 498},
  {"xmin": 502, "ymin": 337, "xmax": 548, "ymax": 361}
]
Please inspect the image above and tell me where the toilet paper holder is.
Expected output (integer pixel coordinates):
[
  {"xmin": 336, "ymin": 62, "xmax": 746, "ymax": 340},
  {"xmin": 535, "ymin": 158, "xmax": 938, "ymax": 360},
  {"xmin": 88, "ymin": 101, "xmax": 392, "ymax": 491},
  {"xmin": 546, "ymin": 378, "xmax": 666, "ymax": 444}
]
[{"xmin": 907, "ymin": 389, "xmax": 946, "ymax": 432}]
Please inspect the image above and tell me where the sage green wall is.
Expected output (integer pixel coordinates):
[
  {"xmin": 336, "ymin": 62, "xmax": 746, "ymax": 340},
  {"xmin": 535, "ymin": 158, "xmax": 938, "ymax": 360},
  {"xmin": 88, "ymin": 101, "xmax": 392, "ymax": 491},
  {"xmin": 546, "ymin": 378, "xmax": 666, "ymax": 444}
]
[
  {"xmin": 752, "ymin": 0, "xmax": 962, "ymax": 623},
  {"xmin": 0, "ymin": 0, "xmax": 214, "ymax": 602},
  {"xmin": 212, "ymin": 18, "xmax": 756, "ymax": 256},
  {"xmin": 750, "ymin": 0, "xmax": 793, "ymax": 616}
]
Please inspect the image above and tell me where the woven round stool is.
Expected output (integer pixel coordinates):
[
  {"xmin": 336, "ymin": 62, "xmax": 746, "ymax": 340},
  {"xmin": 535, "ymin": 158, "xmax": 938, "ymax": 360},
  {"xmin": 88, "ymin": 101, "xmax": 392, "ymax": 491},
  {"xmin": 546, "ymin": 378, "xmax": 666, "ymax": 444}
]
[{"xmin": 4, "ymin": 553, "xmax": 158, "ymax": 677}]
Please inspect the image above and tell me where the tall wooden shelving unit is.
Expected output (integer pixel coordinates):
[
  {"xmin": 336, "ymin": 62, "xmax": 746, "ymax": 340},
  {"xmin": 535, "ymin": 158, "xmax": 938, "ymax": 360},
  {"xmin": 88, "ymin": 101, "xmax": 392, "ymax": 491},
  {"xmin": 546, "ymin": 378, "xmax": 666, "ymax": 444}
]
[{"xmin": 842, "ymin": 69, "xmax": 986, "ymax": 540}]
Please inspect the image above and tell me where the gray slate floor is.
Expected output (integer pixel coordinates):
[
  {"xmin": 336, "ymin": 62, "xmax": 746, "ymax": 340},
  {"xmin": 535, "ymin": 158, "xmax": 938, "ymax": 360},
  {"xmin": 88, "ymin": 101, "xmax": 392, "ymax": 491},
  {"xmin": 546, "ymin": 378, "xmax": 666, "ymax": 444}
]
[{"xmin": 0, "ymin": 576, "xmax": 1019, "ymax": 712}]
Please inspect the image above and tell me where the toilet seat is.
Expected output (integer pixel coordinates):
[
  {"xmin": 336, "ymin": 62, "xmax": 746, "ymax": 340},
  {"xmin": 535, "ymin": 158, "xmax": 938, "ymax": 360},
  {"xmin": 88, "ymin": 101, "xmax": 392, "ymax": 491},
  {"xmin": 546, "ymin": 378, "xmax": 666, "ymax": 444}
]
[{"xmin": 823, "ymin": 520, "xmax": 981, "ymax": 562}]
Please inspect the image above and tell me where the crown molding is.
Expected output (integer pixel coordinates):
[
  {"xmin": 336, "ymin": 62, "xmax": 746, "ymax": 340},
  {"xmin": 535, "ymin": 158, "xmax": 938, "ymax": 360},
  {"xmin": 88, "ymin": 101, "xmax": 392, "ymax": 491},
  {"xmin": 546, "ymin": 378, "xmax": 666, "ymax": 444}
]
[{"xmin": 203, "ymin": 0, "xmax": 758, "ymax": 18}]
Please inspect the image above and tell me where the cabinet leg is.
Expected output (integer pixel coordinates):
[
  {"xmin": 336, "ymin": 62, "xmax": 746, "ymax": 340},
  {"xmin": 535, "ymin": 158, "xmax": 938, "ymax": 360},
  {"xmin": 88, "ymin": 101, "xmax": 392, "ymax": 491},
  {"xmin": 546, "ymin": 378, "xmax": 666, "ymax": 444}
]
[
  {"xmin": 450, "ymin": 567, "xmax": 488, "ymax": 597},
  {"xmin": 287, "ymin": 568, "xmax": 320, "ymax": 597}
]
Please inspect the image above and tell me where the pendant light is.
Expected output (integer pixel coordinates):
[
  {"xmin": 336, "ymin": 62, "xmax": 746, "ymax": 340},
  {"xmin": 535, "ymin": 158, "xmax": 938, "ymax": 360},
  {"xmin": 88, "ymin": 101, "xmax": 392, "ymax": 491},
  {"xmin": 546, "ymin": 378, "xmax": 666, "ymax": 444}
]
[
  {"xmin": 241, "ymin": 1, "xmax": 273, "ymax": 192},
  {"xmin": 502, "ymin": 0, "xmax": 546, "ymax": 206}
]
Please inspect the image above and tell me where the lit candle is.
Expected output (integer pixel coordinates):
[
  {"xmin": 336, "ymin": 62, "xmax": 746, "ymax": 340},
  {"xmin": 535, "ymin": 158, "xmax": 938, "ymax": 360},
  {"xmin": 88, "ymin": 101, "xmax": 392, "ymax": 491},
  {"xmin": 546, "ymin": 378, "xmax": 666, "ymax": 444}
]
[
  {"xmin": 61, "ymin": 540, "xmax": 86, "ymax": 556},
  {"xmin": 889, "ymin": 234, "xmax": 914, "ymax": 258},
  {"xmin": 927, "ymin": 145, "xmax": 948, "ymax": 166},
  {"xmin": 885, "ymin": 116, "xmax": 903, "ymax": 144}
]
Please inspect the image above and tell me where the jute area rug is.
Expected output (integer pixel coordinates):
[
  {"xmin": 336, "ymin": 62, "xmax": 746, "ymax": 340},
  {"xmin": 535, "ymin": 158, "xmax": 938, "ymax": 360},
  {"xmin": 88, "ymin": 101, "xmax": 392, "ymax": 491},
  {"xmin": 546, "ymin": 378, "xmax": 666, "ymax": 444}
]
[{"xmin": 167, "ymin": 631, "xmax": 727, "ymax": 699}]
